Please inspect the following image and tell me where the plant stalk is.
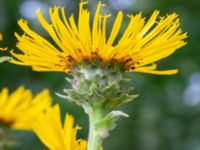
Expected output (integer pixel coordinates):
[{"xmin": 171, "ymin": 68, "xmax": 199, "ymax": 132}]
[{"xmin": 87, "ymin": 107, "xmax": 103, "ymax": 150}]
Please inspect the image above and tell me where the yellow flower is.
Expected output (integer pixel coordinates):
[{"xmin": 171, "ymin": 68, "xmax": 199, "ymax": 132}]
[
  {"xmin": 0, "ymin": 86, "xmax": 52, "ymax": 130},
  {"xmin": 33, "ymin": 104, "xmax": 87, "ymax": 150},
  {"xmin": 0, "ymin": 33, "xmax": 7, "ymax": 51},
  {"xmin": 10, "ymin": 2, "xmax": 187, "ymax": 75}
]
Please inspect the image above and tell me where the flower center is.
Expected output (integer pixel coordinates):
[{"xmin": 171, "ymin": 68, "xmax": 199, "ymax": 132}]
[
  {"xmin": 0, "ymin": 117, "xmax": 15, "ymax": 128},
  {"xmin": 56, "ymin": 51, "xmax": 142, "ymax": 72}
]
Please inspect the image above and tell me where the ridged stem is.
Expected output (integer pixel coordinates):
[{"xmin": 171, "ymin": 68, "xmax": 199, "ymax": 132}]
[{"xmin": 87, "ymin": 107, "xmax": 103, "ymax": 150}]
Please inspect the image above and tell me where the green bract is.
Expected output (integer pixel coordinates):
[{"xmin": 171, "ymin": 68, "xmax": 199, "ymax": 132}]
[{"xmin": 57, "ymin": 60, "xmax": 138, "ymax": 150}]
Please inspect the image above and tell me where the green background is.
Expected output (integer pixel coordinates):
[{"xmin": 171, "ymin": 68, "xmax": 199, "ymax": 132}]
[{"xmin": 0, "ymin": 0, "xmax": 200, "ymax": 150}]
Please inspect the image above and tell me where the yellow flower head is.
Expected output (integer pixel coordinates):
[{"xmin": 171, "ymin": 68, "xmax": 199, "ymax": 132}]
[
  {"xmin": 0, "ymin": 33, "xmax": 7, "ymax": 51},
  {"xmin": 33, "ymin": 104, "xmax": 87, "ymax": 150},
  {"xmin": 0, "ymin": 86, "xmax": 52, "ymax": 130},
  {"xmin": 10, "ymin": 2, "xmax": 187, "ymax": 75}
]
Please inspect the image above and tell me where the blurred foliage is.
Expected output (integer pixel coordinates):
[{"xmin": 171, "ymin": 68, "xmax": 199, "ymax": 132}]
[{"xmin": 0, "ymin": 0, "xmax": 200, "ymax": 150}]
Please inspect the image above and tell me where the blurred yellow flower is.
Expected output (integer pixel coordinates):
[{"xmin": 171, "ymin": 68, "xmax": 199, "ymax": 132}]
[
  {"xmin": 10, "ymin": 2, "xmax": 187, "ymax": 75},
  {"xmin": 0, "ymin": 86, "xmax": 52, "ymax": 130},
  {"xmin": 33, "ymin": 104, "xmax": 87, "ymax": 150},
  {"xmin": 0, "ymin": 33, "xmax": 7, "ymax": 51}
]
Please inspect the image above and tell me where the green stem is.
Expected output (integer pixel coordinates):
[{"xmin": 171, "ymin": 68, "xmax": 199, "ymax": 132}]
[{"xmin": 87, "ymin": 107, "xmax": 103, "ymax": 150}]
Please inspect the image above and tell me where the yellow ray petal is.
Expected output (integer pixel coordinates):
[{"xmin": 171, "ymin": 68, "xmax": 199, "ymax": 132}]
[
  {"xmin": 0, "ymin": 86, "xmax": 52, "ymax": 130},
  {"xmin": 10, "ymin": 1, "xmax": 187, "ymax": 75},
  {"xmin": 33, "ymin": 105, "xmax": 87, "ymax": 150}
]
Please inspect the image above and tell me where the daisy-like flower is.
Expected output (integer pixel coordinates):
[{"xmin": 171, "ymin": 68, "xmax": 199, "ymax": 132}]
[
  {"xmin": 33, "ymin": 104, "xmax": 87, "ymax": 150},
  {"xmin": 0, "ymin": 86, "xmax": 52, "ymax": 130},
  {"xmin": 10, "ymin": 1, "xmax": 187, "ymax": 75}
]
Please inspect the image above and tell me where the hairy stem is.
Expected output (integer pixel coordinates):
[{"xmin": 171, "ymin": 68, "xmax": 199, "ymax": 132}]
[{"xmin": 87, "ymin": 107, "xmax": 103, "ymax": 150}]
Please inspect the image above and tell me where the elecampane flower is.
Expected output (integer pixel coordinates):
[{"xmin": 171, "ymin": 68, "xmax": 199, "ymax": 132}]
[
  {"xmin": 0, "ymin": 86, "xmax": 52, "ymax": 130},
  {"xmin": 10, "ymin": 2, "xmax": 187, "ymax": 75},
  {"xmin": 33, "ymin": 104, "xmax": 87, "ymax": 150}
]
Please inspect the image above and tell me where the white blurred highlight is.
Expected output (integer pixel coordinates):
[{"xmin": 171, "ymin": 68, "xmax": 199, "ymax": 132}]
[
  {"xmin": 20, "ymin": 0, "xmax": 48, "ymax": 19},
  {"xmin": 183, "ymin": 72, "xmax": 200, "ymax": 106},
  {"xmin": 109, "ymin": 0, "xmax": 137, "ymax": 10}
]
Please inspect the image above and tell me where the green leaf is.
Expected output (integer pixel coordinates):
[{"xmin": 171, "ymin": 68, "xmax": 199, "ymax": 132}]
[
  {"xmin": 0, "ymin": 56, "xmax": 10, "ymax": 63},
  {"xmin": 95, "ymin": 110, "xmax": 129, "ymax": 139}
]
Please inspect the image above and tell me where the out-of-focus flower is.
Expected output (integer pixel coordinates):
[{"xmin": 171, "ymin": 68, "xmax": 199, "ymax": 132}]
[
  {"xmin": 33, "ymin": 104, "xmax": 87, "ymax": 150},
  {"xmin": 0, "ymin": 33, "xmax": 7, "ymax": 51},
  {"xmin": 0, "ymin": 86, "xmax": 52, "ymax": 130},
  {"xmin": 10, "ymin": 2, "xmax": 187, "ymax": 75}
]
